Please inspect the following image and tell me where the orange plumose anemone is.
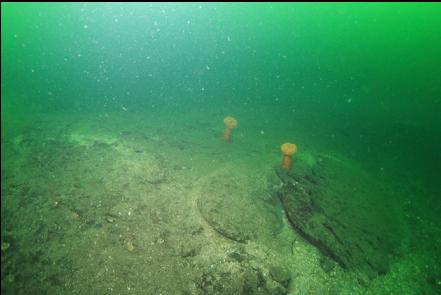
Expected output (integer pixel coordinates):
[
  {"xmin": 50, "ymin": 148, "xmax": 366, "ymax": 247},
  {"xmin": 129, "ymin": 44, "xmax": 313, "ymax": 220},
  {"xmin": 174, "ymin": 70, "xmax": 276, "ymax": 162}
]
[
  {"xmin": 223, "ymin": 116, "xmax": 238, "ymax": 142},
  {"xmin": 280, "ymin": 143, "xmax": 297, "ymax": 171}
]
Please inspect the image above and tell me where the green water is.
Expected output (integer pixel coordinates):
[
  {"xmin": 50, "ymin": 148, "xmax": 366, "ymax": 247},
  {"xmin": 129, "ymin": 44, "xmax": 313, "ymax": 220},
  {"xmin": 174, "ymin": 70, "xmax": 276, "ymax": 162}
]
[{"xmin": 1, "ymin": 3, "xmax": 441, "ymax": 294}]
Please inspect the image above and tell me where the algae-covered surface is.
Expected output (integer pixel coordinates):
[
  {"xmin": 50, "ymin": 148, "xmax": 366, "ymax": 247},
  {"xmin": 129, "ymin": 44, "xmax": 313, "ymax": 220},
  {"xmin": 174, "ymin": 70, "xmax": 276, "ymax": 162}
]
[{"xmin": 2, "ymin": 3, "xmax": 441, "ymax": 295}]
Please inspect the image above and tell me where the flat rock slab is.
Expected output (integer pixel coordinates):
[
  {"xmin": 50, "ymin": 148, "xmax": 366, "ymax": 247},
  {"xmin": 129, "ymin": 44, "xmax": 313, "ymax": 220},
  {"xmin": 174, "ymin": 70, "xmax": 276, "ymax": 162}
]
[
  {"xmin": 276, "ymin": 155, "xmax": 403, "ymax": 280},
  {"xmin": 196, "ymin": 168, "xmax": 283, "ymax": 243}
]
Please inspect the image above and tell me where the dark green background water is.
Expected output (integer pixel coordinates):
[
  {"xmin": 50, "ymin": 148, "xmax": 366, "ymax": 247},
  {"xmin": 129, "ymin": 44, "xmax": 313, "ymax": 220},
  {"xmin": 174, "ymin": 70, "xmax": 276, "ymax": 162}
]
[
  {"xmin": 3, "ymin": 3, "xmax": 441, "ymax": 119},
  {"xmin": 1, "ymin": 2, "xmax": 441, "ymax": 294}
]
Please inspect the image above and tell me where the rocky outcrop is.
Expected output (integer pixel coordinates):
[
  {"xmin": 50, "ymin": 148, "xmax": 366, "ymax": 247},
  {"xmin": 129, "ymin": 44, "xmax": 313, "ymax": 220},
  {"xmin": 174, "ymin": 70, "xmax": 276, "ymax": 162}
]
[{"xmin": 276, "ymin": 155, "xmax": 402, "ymax": 280}]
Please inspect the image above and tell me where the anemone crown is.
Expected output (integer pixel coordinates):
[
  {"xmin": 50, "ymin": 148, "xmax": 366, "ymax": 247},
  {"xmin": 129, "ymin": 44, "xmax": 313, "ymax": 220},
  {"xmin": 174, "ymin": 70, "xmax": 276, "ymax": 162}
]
[
  {"xmin": 281, "ymin": 143, "xmax": 297, "ymax": 155},
  {"xmin": 224, "ymin": 116, "xmax": 238, "ymax": 129}
]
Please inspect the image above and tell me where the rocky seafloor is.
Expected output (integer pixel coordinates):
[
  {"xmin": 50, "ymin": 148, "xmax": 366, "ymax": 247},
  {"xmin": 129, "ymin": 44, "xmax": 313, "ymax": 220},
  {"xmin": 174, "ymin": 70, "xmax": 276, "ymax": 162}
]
[{"xmin": 1, "ymin": 112, "xmax": 440, "ymax": 294}]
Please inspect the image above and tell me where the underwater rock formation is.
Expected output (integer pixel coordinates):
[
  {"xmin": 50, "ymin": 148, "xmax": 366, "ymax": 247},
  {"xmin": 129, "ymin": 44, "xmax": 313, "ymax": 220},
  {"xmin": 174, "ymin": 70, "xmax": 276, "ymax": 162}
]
[
  {"xmin": 276, "ymin": 155, "xmax": 402, "ymax": 280},
  {"xmin": 196, "ymin": 168, "xmax": 283, "ymax": 244}
]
